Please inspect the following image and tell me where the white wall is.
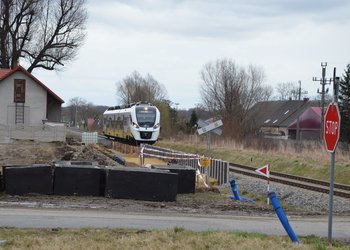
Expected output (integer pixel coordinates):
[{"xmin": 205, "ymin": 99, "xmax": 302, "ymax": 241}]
[
  {"xmin": 0, "ymin": 71, "xmax": 47, "ymax": 125},
  {"xmin": 0, "ymin": 74, "xmax": 13, "ymax": 124}
]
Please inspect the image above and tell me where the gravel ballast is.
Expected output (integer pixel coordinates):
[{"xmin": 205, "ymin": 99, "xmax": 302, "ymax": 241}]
[{"xmin": 229, "ymin": 173, "xmax": 350, "ymax": 215}]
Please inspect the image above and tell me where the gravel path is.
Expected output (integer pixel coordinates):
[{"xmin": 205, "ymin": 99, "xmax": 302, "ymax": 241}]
[{"xmin": 227, "ymin": 173, "xmax": 350, "ymax": 215}]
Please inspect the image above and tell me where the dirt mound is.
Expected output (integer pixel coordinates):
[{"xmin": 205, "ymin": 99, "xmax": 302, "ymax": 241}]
[{"xmin": 0, "ymin": 140, "xmax": 119, "ymax": 167}]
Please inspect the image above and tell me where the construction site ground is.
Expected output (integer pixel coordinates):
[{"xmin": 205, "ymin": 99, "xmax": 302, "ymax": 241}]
[{"xmin": 0, "ymin": 140, "xmax": 318, "ymax": 217}]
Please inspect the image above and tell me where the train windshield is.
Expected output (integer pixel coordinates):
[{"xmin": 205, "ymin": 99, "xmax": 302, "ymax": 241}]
[{"xmin": 136, "ymin": 107, "xmax": 156, "ymax": 127}]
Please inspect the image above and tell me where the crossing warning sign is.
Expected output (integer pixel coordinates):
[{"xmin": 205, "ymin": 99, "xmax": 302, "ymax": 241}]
[{"xmin": 255, "ymin": 164, "xmax": 270, "ymax": 178}]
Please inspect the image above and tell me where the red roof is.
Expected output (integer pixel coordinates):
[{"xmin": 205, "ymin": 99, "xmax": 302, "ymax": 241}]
[
  {"xmin": 288, "ymin": 107, "xmax": 321, "ymax": 130},
  {"xmin": 0, "ymin": 65, "xmax": 64, "ymax": 104}
]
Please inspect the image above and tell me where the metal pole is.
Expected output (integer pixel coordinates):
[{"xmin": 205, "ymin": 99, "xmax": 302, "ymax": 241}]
[
  {"xmin": 296, "ymin": 81, "xmax": 301, "ymax": 141},
  {"xmin": 328, "ymin": 68, "xmax": 339, "ymax": 243},
  {"xmin": 206, "ymin": 132, "xmax": 211, "ymax": 185},
  {"xmin": 75, "ymin": 106, "xmax": 77, "ymax": 127},
  {"xmin": 320, "ymin": 62, "xmax": 327, "ymax": 140},
  {"xmin": 328, "ymin": 151, "xmax": 335, "ymax": 242},
  {"xmin": 207, "ymin": 132, "xmax": 211, "ymax": 157},
  {"xmin": 267, "ymin": 164, "xmax": 270, "ymax": 205}
]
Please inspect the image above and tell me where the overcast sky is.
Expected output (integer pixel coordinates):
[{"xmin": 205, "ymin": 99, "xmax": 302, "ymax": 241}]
[{"xmin": 34, "ymin": 0, "xmax": 350, "ymax": 109}]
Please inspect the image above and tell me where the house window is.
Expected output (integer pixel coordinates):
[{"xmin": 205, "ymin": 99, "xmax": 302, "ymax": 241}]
[
  {"xmin": 284, "ymin": 110, "xmax": 289, "ymax": 115},
  {"xmin": 264, "ymin": 119, "xmax": 271, "ymax": 123},
  {"xmin": 14, "ymin": 79, "xmax": 26, "ymax": 103},
  {"xmin": 273, "ymin": 119, "xmax": 278, "ymax": 124}
]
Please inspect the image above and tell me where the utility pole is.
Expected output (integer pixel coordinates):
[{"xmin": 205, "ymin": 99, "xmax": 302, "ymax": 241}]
[
  {"xmin": 296, "ymin": 81, "xmax": 308, "ymax": 141},
  {"xmin": 313, "ymin": 62, "xmax": 332, "ymax": 140},
  {"xmin": 75, "ymin": 105, "xmax": 78, "ymax": 127}
]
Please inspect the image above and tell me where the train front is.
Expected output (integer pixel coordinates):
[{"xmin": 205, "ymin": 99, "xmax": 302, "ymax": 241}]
[{"xmin": 130, "ymin": 105, "xmax": 160, "ymax": 144}]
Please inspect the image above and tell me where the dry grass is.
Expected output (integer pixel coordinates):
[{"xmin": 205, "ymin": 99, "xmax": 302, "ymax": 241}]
[
  {"xmin": 0, "ymin": 228, "xmax": 347, "ymax": 250},
  {"xmin": 156, "ymin": 136, "xmax": 350, "ymax": 185},
  {"xmin": 123, "ymin": 153, "xmax": 167, "ymax": 166},
  {"xmin": 162, "ymin": 135, "xmax": 350, "ymax": 162}
]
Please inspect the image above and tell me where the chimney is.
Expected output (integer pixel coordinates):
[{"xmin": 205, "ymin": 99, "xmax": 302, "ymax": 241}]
[
  {"xmin": 303, "ymin": 98, "xmax": 309, "ymax": 102},
  {"xmin": 11, "ymin": 59, "xmax": 20, "ymax": 69}
]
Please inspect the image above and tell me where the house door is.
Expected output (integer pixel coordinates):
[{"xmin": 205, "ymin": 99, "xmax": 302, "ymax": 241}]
[
  {"xmin": 14, "ymin": 79, "xmax": 25, "ymax": 124},
  {"xmin": 14, "ymin": 79, "xmax": 26, "ymax": 103}
]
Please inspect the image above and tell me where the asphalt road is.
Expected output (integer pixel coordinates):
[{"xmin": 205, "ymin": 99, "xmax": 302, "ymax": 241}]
[{"xmin": 0, "ymin": 208, "xmax": 349, "ymax": 240}]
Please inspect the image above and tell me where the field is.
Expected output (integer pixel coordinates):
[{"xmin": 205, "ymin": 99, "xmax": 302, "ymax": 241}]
[
  {"xmin": 0, "ymin": 228, "xmax": 349, "ymax": 250},
  {"xmin": 156, "ymin": 136, "xmax": 350, "ymax": 185}
]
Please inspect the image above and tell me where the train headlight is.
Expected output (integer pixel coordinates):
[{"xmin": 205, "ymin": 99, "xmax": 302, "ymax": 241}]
[
  {"xmin": 132, "ymin": 122, "xmax": 139, "ymax": 128},
  {"xmin": 153, "ymin": 123, "xmax": 160, "ymax": 129}
]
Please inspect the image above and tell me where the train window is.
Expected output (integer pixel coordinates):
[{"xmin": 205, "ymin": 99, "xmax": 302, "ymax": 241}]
[
  {"xmin": 108, "ymin": 117, "xmax": 113, "ymax": 128},
  {"xmin": 136, "ymin": 107, "xmax": 156, "ymax": 127},
  {"xmin": 117, "ymin": 119, "xmax": 120, "ymax": 129},
  {"xmin": 104, "ymin": 117, "xmax": 108, "ymax": 128},
  {"xmin": 117, "ymin": 116, "xmax": 123, "ymax": 129},
  {"xmin": 111, "ymin": 118, "xmax": 115, "ymax": 129},
  {"xmin": 123, "ymin": 115, "xmax": 129, "ymax": 126}
]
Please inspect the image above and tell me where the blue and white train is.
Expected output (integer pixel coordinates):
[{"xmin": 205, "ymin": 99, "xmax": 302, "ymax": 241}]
[{"xmin": 103, "ymin": 102, "xmax": 160, "ymax": 144}]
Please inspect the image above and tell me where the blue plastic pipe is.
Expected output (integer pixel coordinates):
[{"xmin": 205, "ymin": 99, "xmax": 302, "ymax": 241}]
[
  {"xmin": 269, "ymin": 191, "xmax": 300, "ymax": 244},
  {"xmin": 229, "ymin": 178, "xmax": 254, "ymax": 202}
]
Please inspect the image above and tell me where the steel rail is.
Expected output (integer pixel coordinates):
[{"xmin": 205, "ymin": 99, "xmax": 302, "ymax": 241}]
[{"xmin": 229, "ymin": 163, "xmax": 350, "ymax": 199}]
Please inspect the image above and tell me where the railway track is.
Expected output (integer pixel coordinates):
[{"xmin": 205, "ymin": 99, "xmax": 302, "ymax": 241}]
[
  {"xmin": 229, "ymin": 163, "xmax": 350, "ymax": 199},
  {"xmin": 102, "ymin": 141, "xmax": 350, "ymax": 199}
]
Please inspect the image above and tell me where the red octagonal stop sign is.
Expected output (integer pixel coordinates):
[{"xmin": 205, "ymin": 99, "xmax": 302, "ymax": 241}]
[{"xmin": 324, "ymin": 103, "xmax": 341, "ymax": 152}]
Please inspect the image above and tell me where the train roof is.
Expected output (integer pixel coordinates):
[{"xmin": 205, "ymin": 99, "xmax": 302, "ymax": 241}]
[{"xmin": 106, "ymin": 102, "xmax": 155, "ymax": 111}]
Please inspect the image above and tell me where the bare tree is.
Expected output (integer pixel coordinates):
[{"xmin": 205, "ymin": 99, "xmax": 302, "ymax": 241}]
[
  {"xmin": 275, "ymin": 82, "xmax": 297, "ymax": 100},
  {"xmin": 260, "ymin": 84, "xmax": 274, "ymax": 101},
  {"xmin": 0, "ymin": 0, "xmax": 87, "ymax": 72},
  {"xmin": 275, "ymin": 82, "xmax": 310, "ymax": 100},
  {"xmin": 200, "ymin": 59, "xmax": 271, "ymax": 138},
  {"xmin": 116, "ymin": 71, "xmax": 167, "ymax": 105},
  {"xmin": 67, "ymin": 97, "xmax": 86, "ymax": 127}
]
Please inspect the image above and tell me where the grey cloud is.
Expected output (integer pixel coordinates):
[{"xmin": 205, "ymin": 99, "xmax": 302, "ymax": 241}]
[{"xmin": 89, "ymin": 0, "xmax": 350, "ymax": 39}]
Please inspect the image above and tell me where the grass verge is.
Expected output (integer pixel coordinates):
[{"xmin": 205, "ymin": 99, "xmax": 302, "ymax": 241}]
[{"xmin": 0, "ymin": 227, "xmax": 348, "ymax": 250}]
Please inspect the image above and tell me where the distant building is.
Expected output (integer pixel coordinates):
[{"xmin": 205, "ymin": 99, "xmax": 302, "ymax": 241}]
[
  {"xmin": 287, "ymin": 107, "xmax": 321, "ymax": 140},
  {"xmin": 0, "ymin": 65, "xmax": 64, "ymax": 125},
  {"xmin": 247, "ymin": 99, "xmax": 322, "ymax": 140}
]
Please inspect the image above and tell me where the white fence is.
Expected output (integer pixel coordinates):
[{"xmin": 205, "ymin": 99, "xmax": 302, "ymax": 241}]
[
  {"xmin": 82, "ymin": 132, "xmax": 98, "ymax": 144},
  {"xmin": 0, "ymin": 124, "xmax": 66, "ymax": 142},
  {"xmin": 141, "ymin": 144, "xmax": 229, "ymax": 186}
]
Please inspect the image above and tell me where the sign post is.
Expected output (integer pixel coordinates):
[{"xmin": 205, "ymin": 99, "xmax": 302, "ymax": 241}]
[
  {"xmin": 255, "ymin": 164, "xmax": 270, "ymax": 205},
  {"xmin": 197, "ymin": 119, "xmax": 223, "ymax": 186},
  {"xmin": 197, "ymin": 119, "xmax": 223, "ymax": 157},
  {"xmin": 324, "ymin": 70, "xmax": 341, "ymax": 243}
]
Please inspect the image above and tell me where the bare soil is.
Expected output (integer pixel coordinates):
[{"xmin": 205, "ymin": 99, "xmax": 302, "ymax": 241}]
[{"xmin": 0, "ymin": 140, "xmax": 311, "ymax": 216}]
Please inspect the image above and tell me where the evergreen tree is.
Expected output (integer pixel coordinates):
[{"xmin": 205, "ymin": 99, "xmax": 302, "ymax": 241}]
[
  {"xmin": 185, "ymin": 110, "xmax": 198, "ymax": 134},
  {"xmin": 189, "ymin": 110, "xmax": 198, "ymax": 128},
  {"xmin": 339, "ymin": 64, "xmax": 350, "ymax": 143}
]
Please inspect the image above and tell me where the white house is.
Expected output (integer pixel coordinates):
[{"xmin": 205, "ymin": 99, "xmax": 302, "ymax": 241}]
[{"xmin": 0, "ymin": 65, "xmax": 64, "ymax": 126}]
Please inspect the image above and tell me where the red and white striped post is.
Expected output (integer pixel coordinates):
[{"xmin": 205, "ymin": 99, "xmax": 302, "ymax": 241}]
[{"xmin": 267, "ymin": 164, "xmax": 270, "ymax": 205}]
